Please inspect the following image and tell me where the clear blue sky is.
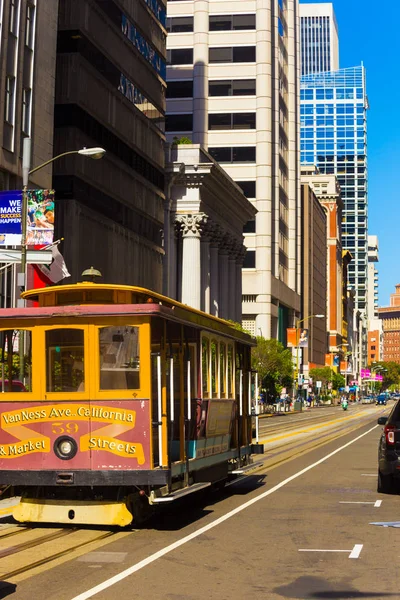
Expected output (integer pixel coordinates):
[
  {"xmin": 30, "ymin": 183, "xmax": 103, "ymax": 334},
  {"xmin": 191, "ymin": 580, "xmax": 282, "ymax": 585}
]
[{"xmin": 301, "ymin": 0, "xmax": 400, "ymax": 307}]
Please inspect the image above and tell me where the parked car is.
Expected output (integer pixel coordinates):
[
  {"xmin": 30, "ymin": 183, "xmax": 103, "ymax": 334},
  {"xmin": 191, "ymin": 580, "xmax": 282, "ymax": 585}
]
[
  {"xmin": 362, "ymin": 395, "xmax": 375, "ymax": 404},
  {"xmin": 376, "ymin": 394, "xmax": 387, "ymax": 406},
  {"xmin": 377, "ymin": 400, "xmax": 400, "ymax": 493}
]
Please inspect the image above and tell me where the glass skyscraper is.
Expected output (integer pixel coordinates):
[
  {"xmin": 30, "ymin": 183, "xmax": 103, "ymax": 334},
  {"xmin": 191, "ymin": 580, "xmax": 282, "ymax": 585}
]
[{"xmin": 300, "ymin": 65, "xmax": 368, "ymax": 313}]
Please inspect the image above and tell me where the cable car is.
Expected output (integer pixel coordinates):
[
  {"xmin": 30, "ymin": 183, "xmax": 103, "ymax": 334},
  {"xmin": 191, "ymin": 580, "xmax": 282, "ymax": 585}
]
[{"xmin": 0, "ymin": 280, "xmax": 259, "ymax": 526}]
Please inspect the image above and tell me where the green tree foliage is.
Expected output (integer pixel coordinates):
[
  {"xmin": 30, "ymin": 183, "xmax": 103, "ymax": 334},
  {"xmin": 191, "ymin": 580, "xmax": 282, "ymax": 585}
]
[
  {"xmin": 172, "ymin": 136, "xmax": 192, "ymax": 145},
  {"xmin": 251, "ymin": 337, "xmax": 293, "ymax": 399},
  {"xmin": 309, "ymin": 367, "xmax": 345, "ymax": 391},
  {"xmin": 369, "ymin": 361, "xmax": 400, "ymax": 390}
]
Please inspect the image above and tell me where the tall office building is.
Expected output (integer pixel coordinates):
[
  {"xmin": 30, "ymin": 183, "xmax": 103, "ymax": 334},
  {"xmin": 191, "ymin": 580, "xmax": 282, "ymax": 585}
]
[
  {"xmin": 300, "ymin": 66, "xmax": 368, "ymax": 315},
  {"xmin": 166, "ymin": 0, "xmax": 301, "ymax": 340},
  {"xmin": 0, "ymin": 0, "xmax": 59, "ymax": 308},
  {"xmin": 54, "ymin": 0, "xmax": 166, "ymax": 288},
  {"xmin": 367, "ymin": 235, "xmax": 382, "ymax": 363},
  {"xmin": 299, "ymin": 2, "xmax": 339, "ymax": 76}
]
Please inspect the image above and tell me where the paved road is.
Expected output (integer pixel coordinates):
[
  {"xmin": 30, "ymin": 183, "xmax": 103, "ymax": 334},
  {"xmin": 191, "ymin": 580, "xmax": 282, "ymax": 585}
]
[{"xmin": 0, "ymin": 403, "xmax": 396, "ymax": 600}]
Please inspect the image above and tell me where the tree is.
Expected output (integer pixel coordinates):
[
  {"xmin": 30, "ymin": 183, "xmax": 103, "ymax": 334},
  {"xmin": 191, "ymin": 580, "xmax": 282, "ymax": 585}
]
[
  {"xmin": 370, "ymin": 362, "xmax": 400, "ymax": 390},
  {"xmin": 309, "ymin": 367, "xmax": 345, "ymax": 392},
  {"xmin": 251, "ymin": 337, "xmax": 293, "ymax": 400}
]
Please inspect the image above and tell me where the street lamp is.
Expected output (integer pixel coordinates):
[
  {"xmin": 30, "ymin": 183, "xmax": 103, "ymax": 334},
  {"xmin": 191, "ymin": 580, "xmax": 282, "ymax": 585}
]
[
  {"xmin": 294, "ymin": 314, "xmax": 325, "ymax": 399},
  {"xmin": 20, "ymin": 139, "xmax": 106, "ymax": 293},
  {"xmin": 18, "ymin": 139, "xmax": 106, "ymax": 380},
  {"xmin": 371, "ymin": 363, "xmax": 387, "ymax": 394}
]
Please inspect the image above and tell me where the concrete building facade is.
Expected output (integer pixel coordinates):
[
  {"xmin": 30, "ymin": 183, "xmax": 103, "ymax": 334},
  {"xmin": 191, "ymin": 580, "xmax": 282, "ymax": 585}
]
[
  {"xmin": 379, "ymin": 285, "xmax": 400, "ymax": 365},
  {"xmin": 53, "ymin": 0, "xmax": 167, "ymax": 288},
  {"xmin": 0, "ymin": 0, "xmax": 59, "ymax": 308},
  {"xmin": 166, "ymin": 0, "xmax": 302, "ymax": 341},
  {"xmin": 300, "ymin": 178, "xmax": 327, "ymax": 372},
  {"xmin": 164, "ymin": 144, "xmax": 256, "ymax": 321},
  {"xmin": 367, "ymin": 235, "xmax": 382, "ymax": 363},
  {"xmin": 299, "ymin": 2, "xmax": 339, "ymax": 76},
  {"xmin": 300, "ymin": 167, "xmax": 343, "ymax": 350}
]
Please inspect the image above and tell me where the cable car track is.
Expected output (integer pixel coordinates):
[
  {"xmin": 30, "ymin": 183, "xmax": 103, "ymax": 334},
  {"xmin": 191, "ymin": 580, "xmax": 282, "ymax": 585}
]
[
  {"xmin": 0, "ymin": 526, "xmax": 32, "ymax": 540},
  {"xmin": 0, "ymin": 529, "xmax": 118, "ymax": 581},
  {"xmin": 256, "ymin": 406, "xmax": 381, "ymax": 438}
]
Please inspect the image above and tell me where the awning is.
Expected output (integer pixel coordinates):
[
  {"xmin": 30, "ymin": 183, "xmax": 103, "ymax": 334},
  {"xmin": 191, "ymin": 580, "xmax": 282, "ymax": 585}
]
[{"xmin": 0, "ymin": 249, "xmax": 53, "ymax": 265}]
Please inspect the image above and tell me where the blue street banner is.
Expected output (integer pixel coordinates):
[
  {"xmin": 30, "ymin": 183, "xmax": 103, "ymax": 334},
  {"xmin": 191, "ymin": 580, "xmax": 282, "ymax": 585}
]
[
  {"xmin": 0, "ymin": 189, "xmax": 55, "ymax": 246},
  {"xmin": 0, "ymin": 190, "xmax": 22, "ymax": 245}
]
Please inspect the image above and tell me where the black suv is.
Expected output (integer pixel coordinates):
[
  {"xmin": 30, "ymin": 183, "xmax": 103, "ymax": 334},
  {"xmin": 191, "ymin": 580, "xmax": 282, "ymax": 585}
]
[{"xmin": 377, "ymin": 402, "xmax": 400, "ymax": 493}]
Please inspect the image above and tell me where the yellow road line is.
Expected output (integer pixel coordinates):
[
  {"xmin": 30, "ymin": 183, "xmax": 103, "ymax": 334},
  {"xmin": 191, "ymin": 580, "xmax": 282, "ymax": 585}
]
[{"xmin": 259, "ymin": 409, "xmax": 379, "ymax": 445}]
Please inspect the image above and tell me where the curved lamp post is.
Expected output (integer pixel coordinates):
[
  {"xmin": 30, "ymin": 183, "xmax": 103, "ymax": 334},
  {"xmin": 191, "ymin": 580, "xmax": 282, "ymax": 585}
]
[
  {"xmin": 371, "ymin": 363, "xmax": 387, "ymax": 394},
  {"xmin": 18, "ymin": 139, "xmax": 106, "ymax": 379},
  {"xmin": 294, "ymin": 313, "xmax": 325, "ymax": 398},
  {"xmin": 20, "ymin": 140, "xmax": 106, "ymax": 292}
]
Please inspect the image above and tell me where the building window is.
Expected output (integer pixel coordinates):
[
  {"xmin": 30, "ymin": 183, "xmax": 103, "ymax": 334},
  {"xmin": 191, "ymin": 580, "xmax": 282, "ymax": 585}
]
[
  {"xmin": 236, "ymin": 181, "xmax": 256, "ymax": 198},
  {"xmin": 121, "ymin": 14, "xmax": 166, "ymax": 81},
  {"xmin": 25, "ymin": 1, "xmax": 35, "ymax": 48},
  {"xmin": 243, "ymin": 250, "xmax": 255, "ymax": 269},
  {"xmin": 9, "ymin": 0, "xmax": 19, "ymax": 36},
  {"xmin": 4, "ymin": 75, "xmax": 15, "ymax": 124},
  {"xmin": 167, "ymin": 48, "xmax": 193, "ymax": 65},
  {"xmin": 208, "ymin": 112, "xmax": 256, "ymax": 130},
  {"xmin": 165, "ymin": 113, "xmax": 193, "ymax": 132},
  {"xmin": 21, "ymin": 87, "xmax": 31, "ymax": 135},
  {"xmin": 166, "ymin": 80, "xmax": 193, "ymax": 98},
  {"xmin": 243, "ymin": 219, "xmax": 255, "ymax": 234},
  {"xmin": 209, "ymin": 46, "xmax": 256, "ymax": 63},
  {"xmin": 209, "ymin": 79, "xmax": 256, "ymax": 96},
  {"xmin": 166, "ymin": 16, "xmax": 193, "ymax": 33},
  {"xmin": 208, "ymin": 146, "xmax": 256, "ymax": 163},
  {"xmin": 209, "ymin": 14, "xmax": 256, "ymax": 31}
]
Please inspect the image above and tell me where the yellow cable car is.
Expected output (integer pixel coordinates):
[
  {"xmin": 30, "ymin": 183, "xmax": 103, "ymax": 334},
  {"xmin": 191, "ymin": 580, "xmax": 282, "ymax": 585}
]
[{"xmin": 0, "ymin": 281, "xmax": 258, "ymax": 526}]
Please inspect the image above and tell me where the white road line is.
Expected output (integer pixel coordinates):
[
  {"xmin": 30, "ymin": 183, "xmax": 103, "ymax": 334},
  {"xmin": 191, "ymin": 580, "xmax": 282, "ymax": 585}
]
[
  {"xmin": 361, "ymin": 474, "xmax": 376, "ymax": 477},
  {"xmin": 339, "ymin": 501, "xmax": 380, "ymax": 506},
  {"xmin": 299, "ymin": 543, "xmax": 363, "ymax": 559},
  {"xmin": 349, "ymin": 544, "xmax": 363, "ymax": 559},
  {"xmin": 70, "ymin": 425, "xmax": 378, "ymax": 600},
  {"xmin": 299, "ymin": 549, "xmax": 349, "ymax": 553}
]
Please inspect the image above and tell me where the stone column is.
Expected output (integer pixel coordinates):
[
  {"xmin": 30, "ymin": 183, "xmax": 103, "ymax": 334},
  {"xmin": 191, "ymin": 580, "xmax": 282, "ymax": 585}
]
[
  {"xmin": 210, "ymin": 242, "xmax": 219, "ymax": 317},
  {"xmin": 236, "ymin": 246, "xmax": 246, "ymax": 323},
  {"xmin": 176, "ymin": 214, "xmax": 207, "ymax": 310},
  {"xmin": 218, "ymin": 236, "xmax": 230, "ymax": 319},
  {"xmin": 228, "ymin": 255, "xmax": 236, "ymax": 321},
  {"xmin": 200, "ymin": 223, "xmax": 211, "ymax": 313}
]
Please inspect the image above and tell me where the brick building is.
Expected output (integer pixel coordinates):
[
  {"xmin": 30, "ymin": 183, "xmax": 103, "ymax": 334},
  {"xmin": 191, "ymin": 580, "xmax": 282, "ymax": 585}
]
[{"xmin": 379, "ymin": 284, "xmax": 400, "ymax": 364}]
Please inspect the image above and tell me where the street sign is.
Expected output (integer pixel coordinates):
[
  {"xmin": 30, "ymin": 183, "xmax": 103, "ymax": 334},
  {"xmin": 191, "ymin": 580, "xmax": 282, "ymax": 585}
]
[{"xmin": 316, "ymin": 381, "xmax": 322, "ymax": 389}]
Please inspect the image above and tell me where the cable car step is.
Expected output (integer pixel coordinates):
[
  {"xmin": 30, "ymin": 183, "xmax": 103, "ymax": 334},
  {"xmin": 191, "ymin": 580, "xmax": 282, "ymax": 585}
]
[
  {"xmin": 151, "ymin": 482, "xmax": 212, "ymax": 503},
  {"xmin": 231, "ymin": 461, "xmax": 264, "ymax": 475}
]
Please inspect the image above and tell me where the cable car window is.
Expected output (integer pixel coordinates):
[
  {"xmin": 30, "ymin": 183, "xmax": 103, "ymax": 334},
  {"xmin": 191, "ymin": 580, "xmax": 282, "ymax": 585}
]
[
  {"xmin": 46, "ymin": 329, "xmax": 84, "ymax": 392},
  {"xmin": 202, "ymin": 337, "xmax": 210, "ymax": 398},
  {"xmin": 227, "ymin": 345, "xmax": 233, "ymax": 397},
  {"xmin": 211, "ymin": 339, "xmax": 218, "ymax": 397},
  {"xmin": 220, "ymin": 342, "xmax": 226, "ymax": 398},
  {"xmin": 99, "ymin": 326, "xmax": 140, "ymax": 390},
  {"xmin": 0, "ymin": 329, "xmax": 32, "ymax": 393}
]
